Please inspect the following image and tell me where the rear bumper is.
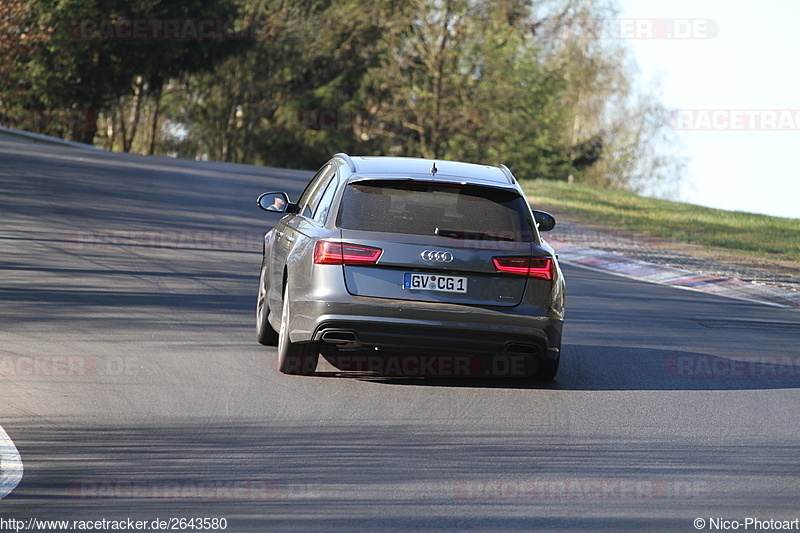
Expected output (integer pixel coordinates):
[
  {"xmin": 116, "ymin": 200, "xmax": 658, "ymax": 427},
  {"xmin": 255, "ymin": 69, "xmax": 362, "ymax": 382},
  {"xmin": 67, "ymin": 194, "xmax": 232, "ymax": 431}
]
[{"xmin": 290, "ymin": 296, "xmax": 563, "ymax": 358}]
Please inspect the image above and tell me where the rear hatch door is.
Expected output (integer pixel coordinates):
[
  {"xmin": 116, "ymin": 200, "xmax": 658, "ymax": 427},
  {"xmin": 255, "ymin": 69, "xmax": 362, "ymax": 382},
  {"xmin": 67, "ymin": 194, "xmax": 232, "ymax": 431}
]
[{"xmin": 336, "ymin": 180, "xmax": 543, "ymax": 307}]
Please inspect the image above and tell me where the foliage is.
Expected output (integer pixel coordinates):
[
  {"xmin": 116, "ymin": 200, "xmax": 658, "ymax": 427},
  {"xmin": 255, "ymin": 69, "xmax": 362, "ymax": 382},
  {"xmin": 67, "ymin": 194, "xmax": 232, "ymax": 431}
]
[
  {"xmin": 0, "ymin": 0, "xmax": 53, "ymax": 127},
  {"xmin": 3, "ymin": 0, "xmax": 246, "ymax": 144},
  {"xmin": 1, "ymin": 0, "xmax": 684, "ymax": 195}
]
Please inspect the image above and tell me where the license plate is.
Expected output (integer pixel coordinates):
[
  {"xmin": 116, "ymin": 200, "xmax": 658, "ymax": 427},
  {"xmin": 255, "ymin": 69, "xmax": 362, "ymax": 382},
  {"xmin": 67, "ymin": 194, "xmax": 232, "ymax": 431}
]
[{"xmin": 403, "ymin": 273, "xmax": 467, "ymax": 293}]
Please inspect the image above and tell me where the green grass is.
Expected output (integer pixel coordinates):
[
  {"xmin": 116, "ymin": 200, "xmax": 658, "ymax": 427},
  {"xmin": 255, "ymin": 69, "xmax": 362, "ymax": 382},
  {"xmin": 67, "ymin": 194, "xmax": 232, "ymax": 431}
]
[{"xmin": 520, "ymin": 179, "xmax": 800, "ymax": 263}]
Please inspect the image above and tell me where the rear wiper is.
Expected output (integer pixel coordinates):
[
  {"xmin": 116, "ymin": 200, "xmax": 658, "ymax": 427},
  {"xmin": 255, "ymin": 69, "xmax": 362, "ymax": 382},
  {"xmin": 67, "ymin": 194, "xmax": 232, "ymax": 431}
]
[{"xmin": 435, "ymin": 227, "xmax": 515, "ymax": 242}]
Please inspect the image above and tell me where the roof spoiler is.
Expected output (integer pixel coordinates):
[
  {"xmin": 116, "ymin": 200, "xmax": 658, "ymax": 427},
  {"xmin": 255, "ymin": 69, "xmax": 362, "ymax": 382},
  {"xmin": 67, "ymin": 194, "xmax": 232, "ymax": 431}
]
[
  {"xmin": 498, "ymin": 164, "xmax": 516, "ymax": 184},
  {"xmin": 333, "ymin": 152, "xmax": 357, "ymax": 172}
]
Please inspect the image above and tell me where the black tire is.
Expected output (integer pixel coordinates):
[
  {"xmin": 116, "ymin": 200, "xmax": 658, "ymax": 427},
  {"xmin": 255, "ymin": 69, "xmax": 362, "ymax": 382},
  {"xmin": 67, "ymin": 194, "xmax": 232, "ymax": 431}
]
[
  {"xmin": 277, "ymin": 285, "xmax": 318, "ymax": 375},
  {"xmin": 256, "ymin": 264, "xmax": 279, "ymax": 346},
  {"xmin": 533, "ymin": 354, "xmax": 559, "ymax": 381}
]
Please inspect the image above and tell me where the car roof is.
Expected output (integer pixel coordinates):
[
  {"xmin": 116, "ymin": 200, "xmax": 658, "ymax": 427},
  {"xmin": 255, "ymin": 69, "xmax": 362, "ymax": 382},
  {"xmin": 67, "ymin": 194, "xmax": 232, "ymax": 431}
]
[{"xmin": 334, "ymin": 154, "xmax": 518, "ymax": 189}]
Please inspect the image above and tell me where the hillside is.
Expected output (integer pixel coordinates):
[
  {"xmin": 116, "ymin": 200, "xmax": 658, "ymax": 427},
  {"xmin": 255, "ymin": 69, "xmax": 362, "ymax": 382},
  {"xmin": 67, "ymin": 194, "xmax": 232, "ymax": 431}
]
[{"xmin": 522, "ymin": 179, "xmax": 800, "ymax": 276}]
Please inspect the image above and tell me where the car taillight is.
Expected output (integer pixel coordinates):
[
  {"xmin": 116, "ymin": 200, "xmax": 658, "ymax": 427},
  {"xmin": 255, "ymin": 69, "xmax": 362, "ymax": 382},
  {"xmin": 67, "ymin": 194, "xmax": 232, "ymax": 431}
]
[
  {"xmin": 493, "ymin": 257, "xmax": 554, "ymax": 280},
  {"xmin": 314, "ymin": 241, "xmax": 383, "ymax": 265}
]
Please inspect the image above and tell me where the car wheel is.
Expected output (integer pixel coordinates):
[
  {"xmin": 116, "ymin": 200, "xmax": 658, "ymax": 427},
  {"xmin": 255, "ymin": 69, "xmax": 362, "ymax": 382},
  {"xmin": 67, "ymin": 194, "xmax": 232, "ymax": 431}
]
[
  {"xmin": 533, "ymin": 354, "xmax": 559, "ymax": 381},
  {"xmin": 277, "ymin": 285, "xmax": 318, "ymax": 376},
  {"xmin": 256, "ymin": 264, "xmax": 279, "ymax": 346}
]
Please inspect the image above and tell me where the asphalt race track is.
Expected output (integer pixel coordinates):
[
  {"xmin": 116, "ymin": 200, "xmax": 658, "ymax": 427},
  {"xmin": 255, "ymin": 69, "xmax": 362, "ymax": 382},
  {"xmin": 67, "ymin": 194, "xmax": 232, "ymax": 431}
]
[{"xmin": 1, "ymin": 137, "xmax": 799, "ymax": 532}]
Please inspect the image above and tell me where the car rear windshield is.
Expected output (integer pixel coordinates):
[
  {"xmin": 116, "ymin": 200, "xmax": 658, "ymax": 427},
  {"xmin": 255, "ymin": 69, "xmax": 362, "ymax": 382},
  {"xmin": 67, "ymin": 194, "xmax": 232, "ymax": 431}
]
[{"xmin": 337, "ymin": 180, "xmax": 535, "ymax": 242}]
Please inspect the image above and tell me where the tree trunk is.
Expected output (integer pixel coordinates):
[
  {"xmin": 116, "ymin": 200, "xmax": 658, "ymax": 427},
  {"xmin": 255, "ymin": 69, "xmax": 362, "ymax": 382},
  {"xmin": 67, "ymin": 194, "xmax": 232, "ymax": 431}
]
[
  {"xmin": 123, "ymin": 77, "xmax": 145, "ymax": 153},
  {"xmin": 148, "ymin": 83, "xmax": 163, "ymax": 155}
]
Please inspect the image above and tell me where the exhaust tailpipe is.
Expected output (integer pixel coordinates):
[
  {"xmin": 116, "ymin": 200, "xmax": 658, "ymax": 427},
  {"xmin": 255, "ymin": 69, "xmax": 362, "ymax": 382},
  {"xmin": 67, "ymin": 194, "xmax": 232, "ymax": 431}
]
[{"xmin": 321, "ymin": 330, "xmax": 359, "ymax": 345}]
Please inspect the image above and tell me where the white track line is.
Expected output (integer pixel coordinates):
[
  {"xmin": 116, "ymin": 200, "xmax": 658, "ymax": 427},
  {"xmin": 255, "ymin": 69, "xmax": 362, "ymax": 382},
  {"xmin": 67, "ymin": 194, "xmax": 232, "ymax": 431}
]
[{"xmin": 0, "ymin": 424, "xmax": 23, "ymax": 499}]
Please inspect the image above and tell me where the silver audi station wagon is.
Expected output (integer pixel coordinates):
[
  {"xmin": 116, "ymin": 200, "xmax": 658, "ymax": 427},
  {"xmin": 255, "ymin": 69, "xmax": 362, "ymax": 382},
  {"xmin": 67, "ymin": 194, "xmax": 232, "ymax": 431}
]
[{"xmin": 256, "ymin": 154, "xmax": 565, "ymax": 380}]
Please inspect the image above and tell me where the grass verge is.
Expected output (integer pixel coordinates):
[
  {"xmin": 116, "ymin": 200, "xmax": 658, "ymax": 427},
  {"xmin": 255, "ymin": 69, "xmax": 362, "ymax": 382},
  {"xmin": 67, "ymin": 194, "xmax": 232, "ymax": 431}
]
[{"xmin": 521, "ymin": 179, "xmax": 800, "ymax": 263}]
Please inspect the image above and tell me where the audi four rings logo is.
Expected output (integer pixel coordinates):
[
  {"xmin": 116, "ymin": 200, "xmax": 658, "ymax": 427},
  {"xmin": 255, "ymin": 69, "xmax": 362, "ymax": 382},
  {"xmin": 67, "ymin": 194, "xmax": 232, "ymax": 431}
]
[{"xmin": 421, "ymin": 250, "xmax": 454, "ymax": 262}]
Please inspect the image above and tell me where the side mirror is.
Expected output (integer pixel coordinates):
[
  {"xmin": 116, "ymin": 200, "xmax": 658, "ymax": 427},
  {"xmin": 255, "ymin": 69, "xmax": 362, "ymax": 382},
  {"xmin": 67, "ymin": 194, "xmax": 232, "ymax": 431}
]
[
  {"xmin": 532, "ymin": 210, "xmax": 556, "ymax": 232},
  {"xmin": 257, "ymin": 192, "xmax": 291, "ymax": 213}
]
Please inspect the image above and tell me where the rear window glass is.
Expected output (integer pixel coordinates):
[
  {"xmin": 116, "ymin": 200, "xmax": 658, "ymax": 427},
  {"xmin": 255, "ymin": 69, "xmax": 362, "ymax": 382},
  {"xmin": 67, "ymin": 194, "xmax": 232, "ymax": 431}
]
[{"xmin": 337, "ymin": 180, "xmax": 535, "ymax": 242}]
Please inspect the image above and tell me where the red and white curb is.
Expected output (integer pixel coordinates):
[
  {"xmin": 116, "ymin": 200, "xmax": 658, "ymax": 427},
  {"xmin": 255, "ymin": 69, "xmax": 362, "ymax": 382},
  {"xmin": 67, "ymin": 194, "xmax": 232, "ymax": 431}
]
[
  {"xmin": 550, "ymin": 239, "xmax": 800, "ymax": 309},
  {"xmin": 0, "ymin": 425, "xmax": 23, "ymax": 499}
]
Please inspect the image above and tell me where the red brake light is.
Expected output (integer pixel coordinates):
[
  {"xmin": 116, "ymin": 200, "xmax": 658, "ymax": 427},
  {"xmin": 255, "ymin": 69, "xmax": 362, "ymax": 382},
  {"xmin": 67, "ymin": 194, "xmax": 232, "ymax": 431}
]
[
  {"xmin": 493, "ymin": 257, "xmax": 553, "ymax": 280},
  {"xmin": 314, "ymin": 241, "xmax": 383, "ymax": 265}
]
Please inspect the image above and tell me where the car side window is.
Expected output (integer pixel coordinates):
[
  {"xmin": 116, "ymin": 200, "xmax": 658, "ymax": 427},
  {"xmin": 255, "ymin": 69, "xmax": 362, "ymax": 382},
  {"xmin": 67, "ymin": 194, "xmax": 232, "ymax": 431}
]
[
  {"xmin": 312, "ymin": 172, "xmax": 339, "ymax": 223},
  {"xmin": 297, "ymin": 163, "xmax": 333, "ymax": 211},
  {"xmin": 298, "ymin": 163, "xmax": 336, "ymax": 218}
]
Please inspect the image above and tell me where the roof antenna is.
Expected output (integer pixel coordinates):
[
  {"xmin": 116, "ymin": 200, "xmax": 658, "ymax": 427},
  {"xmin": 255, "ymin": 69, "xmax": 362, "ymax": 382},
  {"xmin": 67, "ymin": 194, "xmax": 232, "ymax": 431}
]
[{"xmin": 430, "ymin": 162, "xmax": 438, "ymax": 176}]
